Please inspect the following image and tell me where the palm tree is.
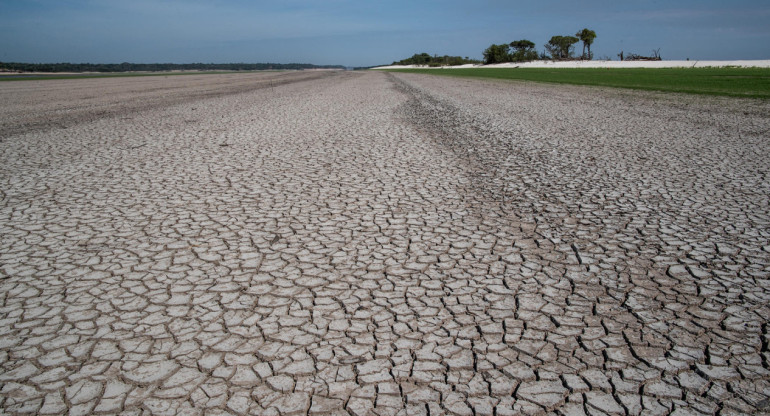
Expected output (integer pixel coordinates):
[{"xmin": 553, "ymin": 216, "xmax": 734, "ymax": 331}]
[{"xmin": 576, "ymin": 28, "xmax": 597, "ymax": 59}]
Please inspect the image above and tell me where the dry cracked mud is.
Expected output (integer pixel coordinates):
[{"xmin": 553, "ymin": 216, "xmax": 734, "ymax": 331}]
[{"xmin": 1, "ymin": 70, "xmax": 769, "ymax": 415}]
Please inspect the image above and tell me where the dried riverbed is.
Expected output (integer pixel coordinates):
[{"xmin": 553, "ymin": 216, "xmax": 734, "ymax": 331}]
[{"xmin": 1, "ymin": 71, "xmax": 769, "ymax": 415}]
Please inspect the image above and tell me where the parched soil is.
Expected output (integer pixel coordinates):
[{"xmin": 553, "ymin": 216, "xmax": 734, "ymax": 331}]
[
  {"xmin": 1, "ymin": 71, "xmax": 769, "ymax": 415},
  {"xmin": 0, "ymin": 71, "xmax": 338, "ymax": 139}
]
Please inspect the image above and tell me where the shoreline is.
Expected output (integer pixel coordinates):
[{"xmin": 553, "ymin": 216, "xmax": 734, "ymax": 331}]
[{"xmin": 375, "ymin": 59, "xmax": 770, "ymax": 70}]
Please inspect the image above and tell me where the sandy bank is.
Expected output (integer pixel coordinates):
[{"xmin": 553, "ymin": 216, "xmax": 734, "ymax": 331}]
[{"xmin": 375, "ymin": 59, "xmax": 770, "ymax": 69}]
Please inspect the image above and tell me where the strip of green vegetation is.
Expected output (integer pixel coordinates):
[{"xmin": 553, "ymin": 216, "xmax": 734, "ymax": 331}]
[
  {"xmin": 383, "ymin": 67, "xmax": 770, "ymax": 98},
  {"xmin": 0, "ymin": 71, "xmax": 259, "ymax": 82}
]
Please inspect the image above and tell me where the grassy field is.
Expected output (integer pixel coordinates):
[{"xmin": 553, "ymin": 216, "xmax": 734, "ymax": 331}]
[{"xmin": 383, "ymin": 67, "xmax": 770, "ymax": 98}]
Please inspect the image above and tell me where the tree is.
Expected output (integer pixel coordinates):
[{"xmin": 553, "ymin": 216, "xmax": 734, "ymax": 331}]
[
  {"xmin": 509, "ymin": 40, "xmax": 538, "ymax": 62},
  {"xmin": 483, "ymin": 44, "xmax": 512, "ymax": 64},
  {"xmin": 391, "ymin": 53, "xmax": 480, "ymax": 66},
  {"xmin": 575, "ymin": 28, "xmax": 597, "ymax": 59},
  {"xmin": 510, "ymin": 39, "xmax": 535, "ymax": 51},
  {"xmin": 545, "ymin": 35, "xmax": 579, "ymax": 60}
]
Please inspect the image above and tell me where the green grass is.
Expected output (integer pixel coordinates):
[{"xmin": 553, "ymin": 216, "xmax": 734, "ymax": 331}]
[{"xmin": 382, "ymin": 67, "xmax": 770, "ymax": 98}]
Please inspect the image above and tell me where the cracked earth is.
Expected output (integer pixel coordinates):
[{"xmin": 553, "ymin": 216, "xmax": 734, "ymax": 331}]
[{"xmin": 1, "ymin": 70, "xmax": 769, "ymax": 415}]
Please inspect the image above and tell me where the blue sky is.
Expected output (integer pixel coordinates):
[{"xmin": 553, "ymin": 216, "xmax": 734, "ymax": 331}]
[{"xmin": 1, "ymin": 0, "xmax": 768, "ymax": 67}]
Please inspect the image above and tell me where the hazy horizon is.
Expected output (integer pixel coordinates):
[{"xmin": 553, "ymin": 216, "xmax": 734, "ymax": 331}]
[{"xmin": 2, "ymin": 0, "xmax": 769, "ymax": 67}]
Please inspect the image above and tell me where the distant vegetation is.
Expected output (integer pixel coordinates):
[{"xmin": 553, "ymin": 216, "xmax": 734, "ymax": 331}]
[
  {"xmin": 395, "ymin": 28, "xmax": 670, "ymax": 67},
  {"xmin": 543, "ymin": 36, "xmax": 580, "ymax": 61},
  {"xmin": 483, "ymin": 40, "xmax": 542, "ymax": 64},
  {"xmin": 391, "ymin": 53, "xmax": 481, "ymax": 67},
  {"xmin": 384, "ymin": 67, "xmax": 770, "ymax": 99},
  {"xmin": 395, "ymin": 28, "xmax": 600, "ymax": 67},
  {"xmin": 485, "ymin": 28, "xmax": 598, "ymax": 64},
  {"xmin": 0, "ymin": 62, "xmax": 345, "ymax": 73},
  {"xmin": 620, "ymin": 49, "xmax": 662, "ymax": 61},
  {"xmin": 576, "ymin": 29, "xmax": 597, "ymax": 59}
]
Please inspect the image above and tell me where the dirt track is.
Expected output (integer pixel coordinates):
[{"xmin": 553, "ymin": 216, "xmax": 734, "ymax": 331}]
[{"xmin": 1, "ymin": 71, "xmax": 769, "ymax": 415}]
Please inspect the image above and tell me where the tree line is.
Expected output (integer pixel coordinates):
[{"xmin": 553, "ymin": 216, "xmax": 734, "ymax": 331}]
[
  {"xmin": 484, "ymin": 28, "xmax": 597, "ymax": 64},
  {"xmin": 392, "ymin": 28, "xmax": 598, "ymax": 67},
  {"xmin": 391, "ymin": 53, "xmax": 481, "ymax": 67},
  {"xmin": 0, "ymin": 62, "xmax": 345, "ymax": 73}
]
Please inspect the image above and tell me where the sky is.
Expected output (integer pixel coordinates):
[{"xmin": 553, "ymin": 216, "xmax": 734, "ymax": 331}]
[{"xmin": 1, "ymin": 0, "xmax": 769, "ymax": 67}]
